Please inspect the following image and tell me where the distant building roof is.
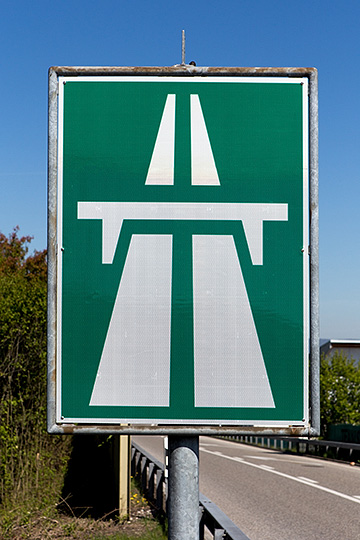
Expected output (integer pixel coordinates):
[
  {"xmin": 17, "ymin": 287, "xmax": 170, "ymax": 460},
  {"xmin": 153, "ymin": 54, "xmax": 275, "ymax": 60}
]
[{"xmin": 320, "ymin": 339, "xmax": 360, "ymax": 361}]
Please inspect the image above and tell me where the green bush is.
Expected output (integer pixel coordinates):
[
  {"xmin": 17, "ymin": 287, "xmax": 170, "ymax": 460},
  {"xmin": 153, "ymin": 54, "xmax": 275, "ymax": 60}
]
[
  {"xmin": 320, "ymin": 351, "xmax": 360, "ymax": 435},
  {"xmin": 0, "ymin": 228, "xmax": 71, "ymax": 511}
]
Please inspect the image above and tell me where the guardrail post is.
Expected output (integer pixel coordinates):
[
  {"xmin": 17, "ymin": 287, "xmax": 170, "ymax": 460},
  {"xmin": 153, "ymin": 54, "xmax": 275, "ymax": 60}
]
[
  {"xmin": 156, "ymin": 468, "xmax": 165, "ymax": 512},
  {"xmin": 141, "ymin": 456, "xmax": 148, "ymax": 490},
  {"xmin": 148, "ymin": 462, "xmax": 155, "ymax": 501},
  {"xmin": 199, "ymin": 505, "xmax": 205, "ymax": 540},
  {"xmin": 168, "ymin": 436, "xmax": 199, "ymax": 540}
]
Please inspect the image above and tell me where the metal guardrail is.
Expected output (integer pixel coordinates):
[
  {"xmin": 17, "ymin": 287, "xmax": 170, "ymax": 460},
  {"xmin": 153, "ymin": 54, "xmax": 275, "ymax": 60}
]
[
  {"xmin": 221, "ymin": 435, "xmax": 360, "ymax": 463},
  {"xmin": 131, "ymin": 441, "xmax": 250, "ymax": 540}
]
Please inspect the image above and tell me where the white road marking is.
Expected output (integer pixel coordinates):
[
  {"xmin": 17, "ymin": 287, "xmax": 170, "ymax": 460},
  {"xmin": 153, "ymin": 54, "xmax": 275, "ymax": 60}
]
[
  {"xmin": 201, "ymin": 443, "xmax": 226, "ymax": 447},
  {"xmin": 231, "ymin": 452, "xmax": 323, "ymax": 467},
  {"xmin": 297, "ymin": 476, "xmax": 319, "ymax": 484},
  {"xmin": 200, "ymin": 448, "xmax": 360, "ymax": 505},
  {"xmin": 243, "ymin": 456, "xmax": 277, "ymax": 461}
]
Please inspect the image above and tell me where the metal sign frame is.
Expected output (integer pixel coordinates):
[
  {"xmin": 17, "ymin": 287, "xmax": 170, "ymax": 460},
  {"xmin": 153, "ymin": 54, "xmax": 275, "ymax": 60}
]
[{"xmin": 48, "ymin": 65, "xmax": 319, "ymax": 436}]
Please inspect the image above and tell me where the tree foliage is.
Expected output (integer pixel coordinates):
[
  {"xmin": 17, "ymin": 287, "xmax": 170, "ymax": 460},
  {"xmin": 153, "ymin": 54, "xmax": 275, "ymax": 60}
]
[
  {"xmin": 0, "ymin": 228, "xmax": 70, "ymax": 510},
  {"xmin": 320, "ymin": 351, "xmax": 360, "ymax": 434}
]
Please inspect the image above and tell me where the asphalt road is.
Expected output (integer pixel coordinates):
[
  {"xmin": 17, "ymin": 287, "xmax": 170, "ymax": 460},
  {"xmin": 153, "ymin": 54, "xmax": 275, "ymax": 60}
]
[{"xmin": 133, "ymin": 435, "xmax": 360, "ymax": 540}]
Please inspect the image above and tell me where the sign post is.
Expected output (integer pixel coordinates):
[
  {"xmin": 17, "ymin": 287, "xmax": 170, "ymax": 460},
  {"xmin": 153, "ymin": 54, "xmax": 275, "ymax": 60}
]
[
  {"xmin": 48, "ymin": 66, "xmax": 319, "ymax": 436},
  {"xmin": 168, "ymin": 435, "xmax": 199, "ymax": 540}
]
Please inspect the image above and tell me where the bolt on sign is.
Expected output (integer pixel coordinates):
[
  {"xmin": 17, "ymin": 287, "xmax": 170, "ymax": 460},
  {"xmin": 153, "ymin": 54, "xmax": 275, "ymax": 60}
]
[{"xmin": 48, "ymin": 67, "xmax": 319, "ymax": 433}]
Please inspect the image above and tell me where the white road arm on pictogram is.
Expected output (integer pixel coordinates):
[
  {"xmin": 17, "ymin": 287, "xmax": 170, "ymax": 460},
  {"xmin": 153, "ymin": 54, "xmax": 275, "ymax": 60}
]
[{"xmin": 77, "ymin": 201, "xmax": 288, "ymax": 266}]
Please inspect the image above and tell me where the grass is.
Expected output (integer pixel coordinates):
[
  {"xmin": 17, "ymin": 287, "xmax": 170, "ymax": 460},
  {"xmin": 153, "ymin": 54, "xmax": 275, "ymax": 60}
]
[{"xmin": 0, "ymin": 471, "xmax": 167, "ymax": 539}]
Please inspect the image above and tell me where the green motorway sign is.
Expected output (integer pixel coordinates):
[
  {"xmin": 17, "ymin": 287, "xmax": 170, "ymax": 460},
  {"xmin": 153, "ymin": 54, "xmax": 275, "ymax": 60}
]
[{"xmin": 56, "ymin": 74, "xmax": 309, "ymax": 426}]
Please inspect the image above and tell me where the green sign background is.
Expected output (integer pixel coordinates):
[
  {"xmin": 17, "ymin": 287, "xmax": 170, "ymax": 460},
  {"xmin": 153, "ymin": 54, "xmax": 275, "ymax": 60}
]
[{"xmin": 59, "ymin": 77, "xmax": 307, "ymax": 424}]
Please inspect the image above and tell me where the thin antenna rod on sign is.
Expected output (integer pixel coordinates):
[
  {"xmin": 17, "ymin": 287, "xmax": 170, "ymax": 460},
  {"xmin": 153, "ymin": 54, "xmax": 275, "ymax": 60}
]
[{"xmin": 182, "ymin": 30, "xmax": 185, "ymax": 65}]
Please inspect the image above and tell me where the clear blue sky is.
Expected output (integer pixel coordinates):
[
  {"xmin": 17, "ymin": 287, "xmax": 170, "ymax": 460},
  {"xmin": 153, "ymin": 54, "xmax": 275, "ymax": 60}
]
[{"xmin": 0, "ymin": 0, "xmax": 359, "ymax": 339}]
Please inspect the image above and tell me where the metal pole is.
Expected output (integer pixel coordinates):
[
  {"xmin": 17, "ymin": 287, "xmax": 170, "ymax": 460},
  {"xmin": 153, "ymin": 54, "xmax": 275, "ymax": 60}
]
[
  {"xmin": 181, "ymin": 30, "xmax": 186, "ymax": 65},
  {"xmin": 168, "ymin": 435, "xmax": 199, "ymax": 540}
]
